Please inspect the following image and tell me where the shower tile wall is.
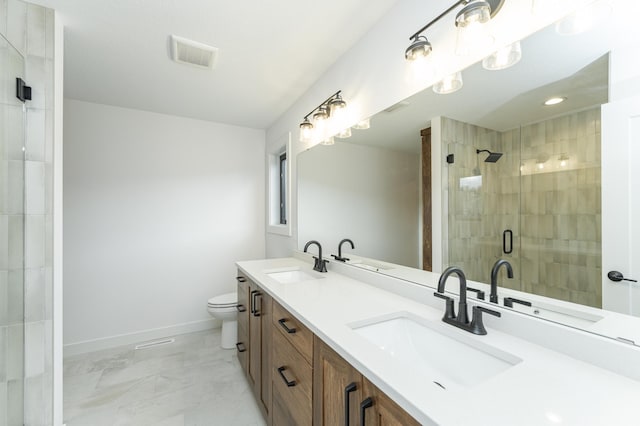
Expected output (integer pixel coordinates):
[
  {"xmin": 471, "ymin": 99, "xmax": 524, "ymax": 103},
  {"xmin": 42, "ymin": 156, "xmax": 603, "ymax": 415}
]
[
  {"xmin": 444, "ymin": 107, "xmax": 602, "ymax": 308},
  {"xmin": 1, "ymin": 1, "xmax": 55, "ymax": 425},
  {"xmin": 520, "ymin": 108, "xmax": 602, "ymax": 307}
]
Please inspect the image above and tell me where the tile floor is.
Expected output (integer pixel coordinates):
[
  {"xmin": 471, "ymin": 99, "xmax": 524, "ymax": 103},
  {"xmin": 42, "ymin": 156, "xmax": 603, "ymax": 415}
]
[{"xmin": 63, "ymin": 329, "xmax": 265, "ymax": 426}]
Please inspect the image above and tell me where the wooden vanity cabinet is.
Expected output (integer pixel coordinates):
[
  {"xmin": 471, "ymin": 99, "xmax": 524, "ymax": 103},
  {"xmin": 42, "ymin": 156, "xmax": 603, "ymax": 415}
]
[
  {"xmin": 313, "ymin": 337, "xmax": 419, "ymax": 426},
  {"xmin": 236, "ymin": 272, "xmax": 272, "ymax": 423},
  {"xmin": 271, "ymin": 300, "xmax": 314, "ymax": 426}
]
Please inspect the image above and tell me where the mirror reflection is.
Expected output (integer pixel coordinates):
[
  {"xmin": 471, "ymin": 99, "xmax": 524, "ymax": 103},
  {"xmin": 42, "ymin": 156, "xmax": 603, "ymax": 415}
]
[{"xmin": 298, "ymin": 7, "xmax": 640, "ymax": 341}]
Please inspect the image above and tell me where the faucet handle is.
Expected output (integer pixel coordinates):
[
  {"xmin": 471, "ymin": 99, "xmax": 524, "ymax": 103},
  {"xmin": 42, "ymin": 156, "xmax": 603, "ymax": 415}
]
[
  {"xmin": 433, "ymin": 292, "xmax": 456, "ymax": 320},
  {"xmin": 469, "ymin": 306, "xmax": 501, "ymax": 335},
  {"xmin": 503, "ymin": 297, "xmax": 531, "ymax": 308},
  {"xmin": 467, "ymin": 287, "xmax": 485, "ymax": 300},
  {"xmin": 314, "ymin": 257, "xmax": 328, "ymax": 273}
]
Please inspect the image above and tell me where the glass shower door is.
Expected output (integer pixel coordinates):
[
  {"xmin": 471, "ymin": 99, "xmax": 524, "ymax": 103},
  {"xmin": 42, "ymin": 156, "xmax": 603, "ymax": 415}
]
[
  {"xmin": 1, "ymin": 34, "xmax": 26, "ymax": 426},
  {"xmin": 444, "ymin": 117, "xmax": 521, "ymax": 290}
]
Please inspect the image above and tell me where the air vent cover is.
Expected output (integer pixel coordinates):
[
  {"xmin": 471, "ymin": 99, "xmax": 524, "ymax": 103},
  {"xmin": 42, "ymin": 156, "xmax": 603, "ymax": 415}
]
[{"xmin": 170, "ymin": 35, "xmax": 219, "ymax": 70}]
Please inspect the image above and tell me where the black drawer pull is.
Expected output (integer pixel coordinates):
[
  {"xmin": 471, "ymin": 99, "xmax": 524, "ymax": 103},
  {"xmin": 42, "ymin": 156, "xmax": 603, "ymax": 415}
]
[
  {"xmin": 360, "ymin": 397, "xmax": 373, "ymax": 426},
  {"xmin": 278, "ymin": 318, "xmax": 297, "ymax": 334},
  {"xmin": 236, "ymin": 304, "xmax": 246, "ymax": 313},
  {"xmin": 345, "ymin": 382, "xmax": 357, "ymax": 426},
  {"xmin": 236, "ymin": 276, "xmax": 246, "ymax": 282},
  {"xmin": 277, "ymin": 366, "xmax": 296, "ymax": 387},
  {"xmin": 235, "ymin": 342, "xmax": 246, "ymax": 353}
]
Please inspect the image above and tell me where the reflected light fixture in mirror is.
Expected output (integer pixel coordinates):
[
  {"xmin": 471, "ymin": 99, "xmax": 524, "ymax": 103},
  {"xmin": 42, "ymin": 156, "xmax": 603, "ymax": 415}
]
[
  {"xmin": 555, "ymin": 0, "xmax": 612, "ymax": 35},
  {"xmin": 482, "ymin": 41, "xmax": 522, "ymax": 70},
  {"xmin": 353, "ymin": 118, "xmax": 371, "ymax": 129},
  {"xmin": 337, "ymin": 127, "xmax": 352, "ymax": 139},
  {"xmin": 433, "ymin": 71, "xmax": 463, "ymax": 94},
  {"xmin": 321, "ymin": 136, "xmax": 335, "ymax": 146}
]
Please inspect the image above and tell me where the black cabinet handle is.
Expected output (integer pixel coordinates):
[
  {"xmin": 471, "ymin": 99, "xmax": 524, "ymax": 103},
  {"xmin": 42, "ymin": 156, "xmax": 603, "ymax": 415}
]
[
  {"xmin": 236, "ymin": 276, "xmax": 246, "ymax": 282},
  {"xmin": 236, "ymin": 304, "xmax": 246, "ymax": 313},
  {"xmin": 278, "ymin": 318, "xmax": 297, "ymax": 334},
  {"xmin": 235, "ymin": 342, "xmax": 246, "ymax": 353},
  {"xmin": 252, "ymin": 292, "xmax": 262, "ymax": 317},
  {"xmin": 344, "ymin": 382, "xmax": 357, "ymax": 426},
  {"xmin": 250, "ymin": 290, "xmax": 260, "ymax": 316},
  {"xmin": 360, "ymin": 397, "xmax": 373, "ymax": 426},
  {"xmin": 277, "ymin": 366, "xmax": 296, "ymax": 387},
  {"xmin": 608, "ymin": 271, "xmax": 638, "ymax": 283},
  {"xmin": 503, "ymin": 229, "xmax": 513, "ymax": 254}
]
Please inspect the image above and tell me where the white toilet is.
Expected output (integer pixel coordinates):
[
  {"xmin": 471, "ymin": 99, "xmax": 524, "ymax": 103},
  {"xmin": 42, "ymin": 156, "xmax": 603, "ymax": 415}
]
[{"xmin": 207, "ymin": 292, "xmax": 238, "ymax": 349}]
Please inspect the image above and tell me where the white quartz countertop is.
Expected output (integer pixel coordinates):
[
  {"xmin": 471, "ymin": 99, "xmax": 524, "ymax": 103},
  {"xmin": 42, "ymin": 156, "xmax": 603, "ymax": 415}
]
[{"xmin": 236, "ymin": 257, "xmax": 640, "ymax": 425}]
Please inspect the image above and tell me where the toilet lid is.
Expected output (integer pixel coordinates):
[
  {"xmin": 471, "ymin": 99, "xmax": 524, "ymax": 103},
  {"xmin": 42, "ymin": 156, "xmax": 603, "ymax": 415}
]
[{"xmin": 208, "ymin": 292, "xmax": 237, "ymax": 307}]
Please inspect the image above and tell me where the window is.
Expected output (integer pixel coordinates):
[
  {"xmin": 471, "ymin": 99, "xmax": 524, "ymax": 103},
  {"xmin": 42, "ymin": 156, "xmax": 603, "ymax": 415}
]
[
  {"xmin": 267, "ymin": 133, "xmax": 292, "ymax": 236},
  {"xmin": 279, "ymin": 151, "xmax": 287, "ymax": 225}
]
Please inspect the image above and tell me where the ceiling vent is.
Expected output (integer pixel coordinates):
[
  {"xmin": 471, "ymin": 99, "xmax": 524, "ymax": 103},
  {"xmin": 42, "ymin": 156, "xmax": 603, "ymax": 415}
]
[{"xmin": 170, "ymin": 35, "xmax": 219, "ymax": 70}]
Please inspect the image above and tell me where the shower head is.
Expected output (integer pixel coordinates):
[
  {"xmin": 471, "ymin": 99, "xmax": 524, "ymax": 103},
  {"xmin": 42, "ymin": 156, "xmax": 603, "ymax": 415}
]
[{"xmin": 476, "ymin": 149, "xmax": 503, "ymax": 163}]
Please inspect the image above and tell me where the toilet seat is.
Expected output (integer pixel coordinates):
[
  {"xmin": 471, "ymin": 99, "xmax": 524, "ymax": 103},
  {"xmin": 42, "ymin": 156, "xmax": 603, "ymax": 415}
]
[{"xmin": 208, "ymin": 292, "xmax": 237, "ymax": 308}]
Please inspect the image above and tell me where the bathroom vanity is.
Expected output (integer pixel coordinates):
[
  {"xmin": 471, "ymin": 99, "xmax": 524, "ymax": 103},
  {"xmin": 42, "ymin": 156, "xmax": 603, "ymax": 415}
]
[{"xmin": 235, "ymin": 255, "xmax": 640, "ymax": 425}]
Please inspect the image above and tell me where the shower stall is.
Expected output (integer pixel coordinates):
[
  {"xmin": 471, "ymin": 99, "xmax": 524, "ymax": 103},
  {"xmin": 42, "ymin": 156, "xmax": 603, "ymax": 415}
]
[{"xmin": 444, "ymin": 108, "xmax": 602, "ymax": 308}]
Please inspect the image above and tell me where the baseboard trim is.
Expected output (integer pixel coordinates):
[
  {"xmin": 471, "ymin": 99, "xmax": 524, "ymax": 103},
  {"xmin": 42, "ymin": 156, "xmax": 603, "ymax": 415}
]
[{"xmin": 63, "ymin": 318, "xmax": 220, "ymax": 357}]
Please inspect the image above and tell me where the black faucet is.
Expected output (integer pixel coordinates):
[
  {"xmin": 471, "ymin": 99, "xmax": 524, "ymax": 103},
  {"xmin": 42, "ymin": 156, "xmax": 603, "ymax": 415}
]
[
  {"xmin": 304, "ymin": 240, "xmax": 328, "ymax": 273},
  {"xmin": 331, "ymin": 238, "xmax": 355, "ymax": 262},
  {"xmin": 490, "ymin": 259, "xmax": 513, "ymax": 303},
  {"xmin": 434, "ymin": 266, "xmax": 501, "ymax": 335}
]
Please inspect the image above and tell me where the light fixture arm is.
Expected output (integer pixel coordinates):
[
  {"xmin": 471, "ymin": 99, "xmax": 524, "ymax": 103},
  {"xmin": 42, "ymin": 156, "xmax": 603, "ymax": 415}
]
[
  {"xmin": 409, "ymin": 0, "xmax": 468, "ymax": 41},
  {"xmin": 303, "ymin": 90, "xmax": 343, "ymax": 121}
]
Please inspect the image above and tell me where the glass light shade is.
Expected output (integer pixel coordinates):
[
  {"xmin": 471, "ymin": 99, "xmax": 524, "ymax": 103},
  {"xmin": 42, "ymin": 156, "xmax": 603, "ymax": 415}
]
[
  {"xmin": 313, "ymin": 107, "xmax": 328, "ymax": 123},
  {"xmin": 482, "ymin": 41, "xmax": 522, "ymax": 70},
  {"xmin": 321, "ymin": 136, "xmax": 335, "ymax": 146},
  {"xmin": 353, "ymin": 118, "xmax": 371, "ymax": 130},
  {"xmin": 299, "ymin": 120, "xmax": 313, "ymax": 142},
  {"xmin": 328, "ymin": 96, "xmax": 347, "ymax": 114},
  {"xmin": 433, "ymin": 72, "xmax": 463, "ymax": 95},
  {"xmin": 405, "ymin": 36, "xmax": 432, "ymax": 61},
  {"xmin": 455, "ymin": 20, "xmax": 494, "ymax": 55},
  {"xmin": 336, "ymin": 127, "xmax": 352, "ymax": 139},
  {"xmin": 455, "ymin": 1, "xmax": 491, "ymax": 28}
]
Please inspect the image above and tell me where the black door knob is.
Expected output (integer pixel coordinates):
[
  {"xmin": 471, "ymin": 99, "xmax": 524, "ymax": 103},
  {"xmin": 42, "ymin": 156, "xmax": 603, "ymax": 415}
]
[{"xmin": 608, "ymin": 271, "xmax": 638, "ymax": 283}]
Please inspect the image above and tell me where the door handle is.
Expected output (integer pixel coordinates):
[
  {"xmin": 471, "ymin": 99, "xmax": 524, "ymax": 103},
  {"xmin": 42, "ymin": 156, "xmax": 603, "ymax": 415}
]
[
  {"xmin": 503, "ymin": 229, "xmax": 513, "ymax": 254},
  {"xmin": 344, "ymin": 382, "xmax": 357, "ymax": 426},
  {"xmin": 608, "ymin": 271, "xmax": 638, "ymax": 283}
]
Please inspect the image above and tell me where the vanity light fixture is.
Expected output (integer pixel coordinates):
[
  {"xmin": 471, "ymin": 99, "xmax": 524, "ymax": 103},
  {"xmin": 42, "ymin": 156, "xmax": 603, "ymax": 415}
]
[
  {"xmin": 482, "ymin": 41, "xmax": 522, "ymax": 70},
  {"xmin": 433, "ymin": 71, "xmax": 464, "ymax": 94},
  {"xmin": 405, "ymin": 0, "xmax": 504, "ymax": 62},
  {"xmin": 321, "ymin": 136, "xmax": 335, "ymax": 146},
  {"xmin": 544, "ymin": 96, "xmax": 566, "ymax": 106},
  {"xmin": 559, "ymin": 154, "xmax": 569, "ymax": 167},
  {"xmin": 298, "ymin": 90, "xmax": 347, "ymax": 142}
]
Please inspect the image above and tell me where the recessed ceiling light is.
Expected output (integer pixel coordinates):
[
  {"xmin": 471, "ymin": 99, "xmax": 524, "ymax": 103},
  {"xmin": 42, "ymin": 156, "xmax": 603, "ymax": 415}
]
[{"xmin": 544, "ymin": 97, "xmax": 566, "ymax": 106}]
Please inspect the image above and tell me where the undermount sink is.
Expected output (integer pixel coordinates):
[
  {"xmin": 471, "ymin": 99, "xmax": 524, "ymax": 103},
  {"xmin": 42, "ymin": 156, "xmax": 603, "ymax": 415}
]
[
  {"xmin": 351, "ymin": 312, "xmax": 522, "ymax": 390},
  {"xmin": 347, "ymin": 258, "xmax": 394, "ymax": 272},
  {"xmin": 265, "ymin": 267, "xmax": 323, "ymax": 284}
]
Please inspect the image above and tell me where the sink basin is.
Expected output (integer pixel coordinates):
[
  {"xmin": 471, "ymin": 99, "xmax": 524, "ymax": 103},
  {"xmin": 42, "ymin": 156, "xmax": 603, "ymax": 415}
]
[
  {"xmin": 265, "ymin": 267, "xmax": 322, "ymax": 284},
  {"xmin": 351, "ymin": 312, "xmax": 521, "ymax": 390}
]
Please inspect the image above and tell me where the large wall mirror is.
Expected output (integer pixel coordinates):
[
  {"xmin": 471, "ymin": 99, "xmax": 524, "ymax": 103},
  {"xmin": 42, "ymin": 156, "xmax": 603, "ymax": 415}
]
[{"xmin": 298, "ymin": 3, "xmax": 640, "ymax": 344}]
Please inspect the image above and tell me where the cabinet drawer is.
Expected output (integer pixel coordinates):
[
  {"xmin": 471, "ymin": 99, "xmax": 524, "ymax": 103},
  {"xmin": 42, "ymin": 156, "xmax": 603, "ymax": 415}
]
[
  {"xmin": 272, "ymin": 328, "xmax": 312, "ymax": 426},
  {"xmin": 273, "ymin": 301, "xmax": 314, "ymax": 364},
  {"xmin": 236, "ymin": 320, "xmax": 249, "ymax": 375}
]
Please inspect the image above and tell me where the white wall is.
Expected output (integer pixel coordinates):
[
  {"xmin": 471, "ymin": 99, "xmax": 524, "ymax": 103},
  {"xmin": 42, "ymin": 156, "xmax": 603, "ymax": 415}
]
[
  {"xmin": 298, "ymin": 142, "xmax": 420, "ymax": 267},
  {"xmin": 63, "ymin": 99, "xmax": 265, "ymax": 353},
  {"xmin": 265, "ymin": 0, "xmax": 591, "ymax": 259}
]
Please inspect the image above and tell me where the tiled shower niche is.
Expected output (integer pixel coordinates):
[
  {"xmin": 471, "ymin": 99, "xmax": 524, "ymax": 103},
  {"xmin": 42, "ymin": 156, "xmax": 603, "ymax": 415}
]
[{"xmin": 444, "ymin": 107, "xmax": 602, "ymax": 308}]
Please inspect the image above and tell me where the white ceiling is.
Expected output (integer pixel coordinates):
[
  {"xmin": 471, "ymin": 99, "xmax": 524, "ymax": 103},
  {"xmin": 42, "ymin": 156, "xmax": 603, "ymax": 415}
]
[{"xmin": 31, "ymin": 0, "xmax": 399, "ymax": 128}]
